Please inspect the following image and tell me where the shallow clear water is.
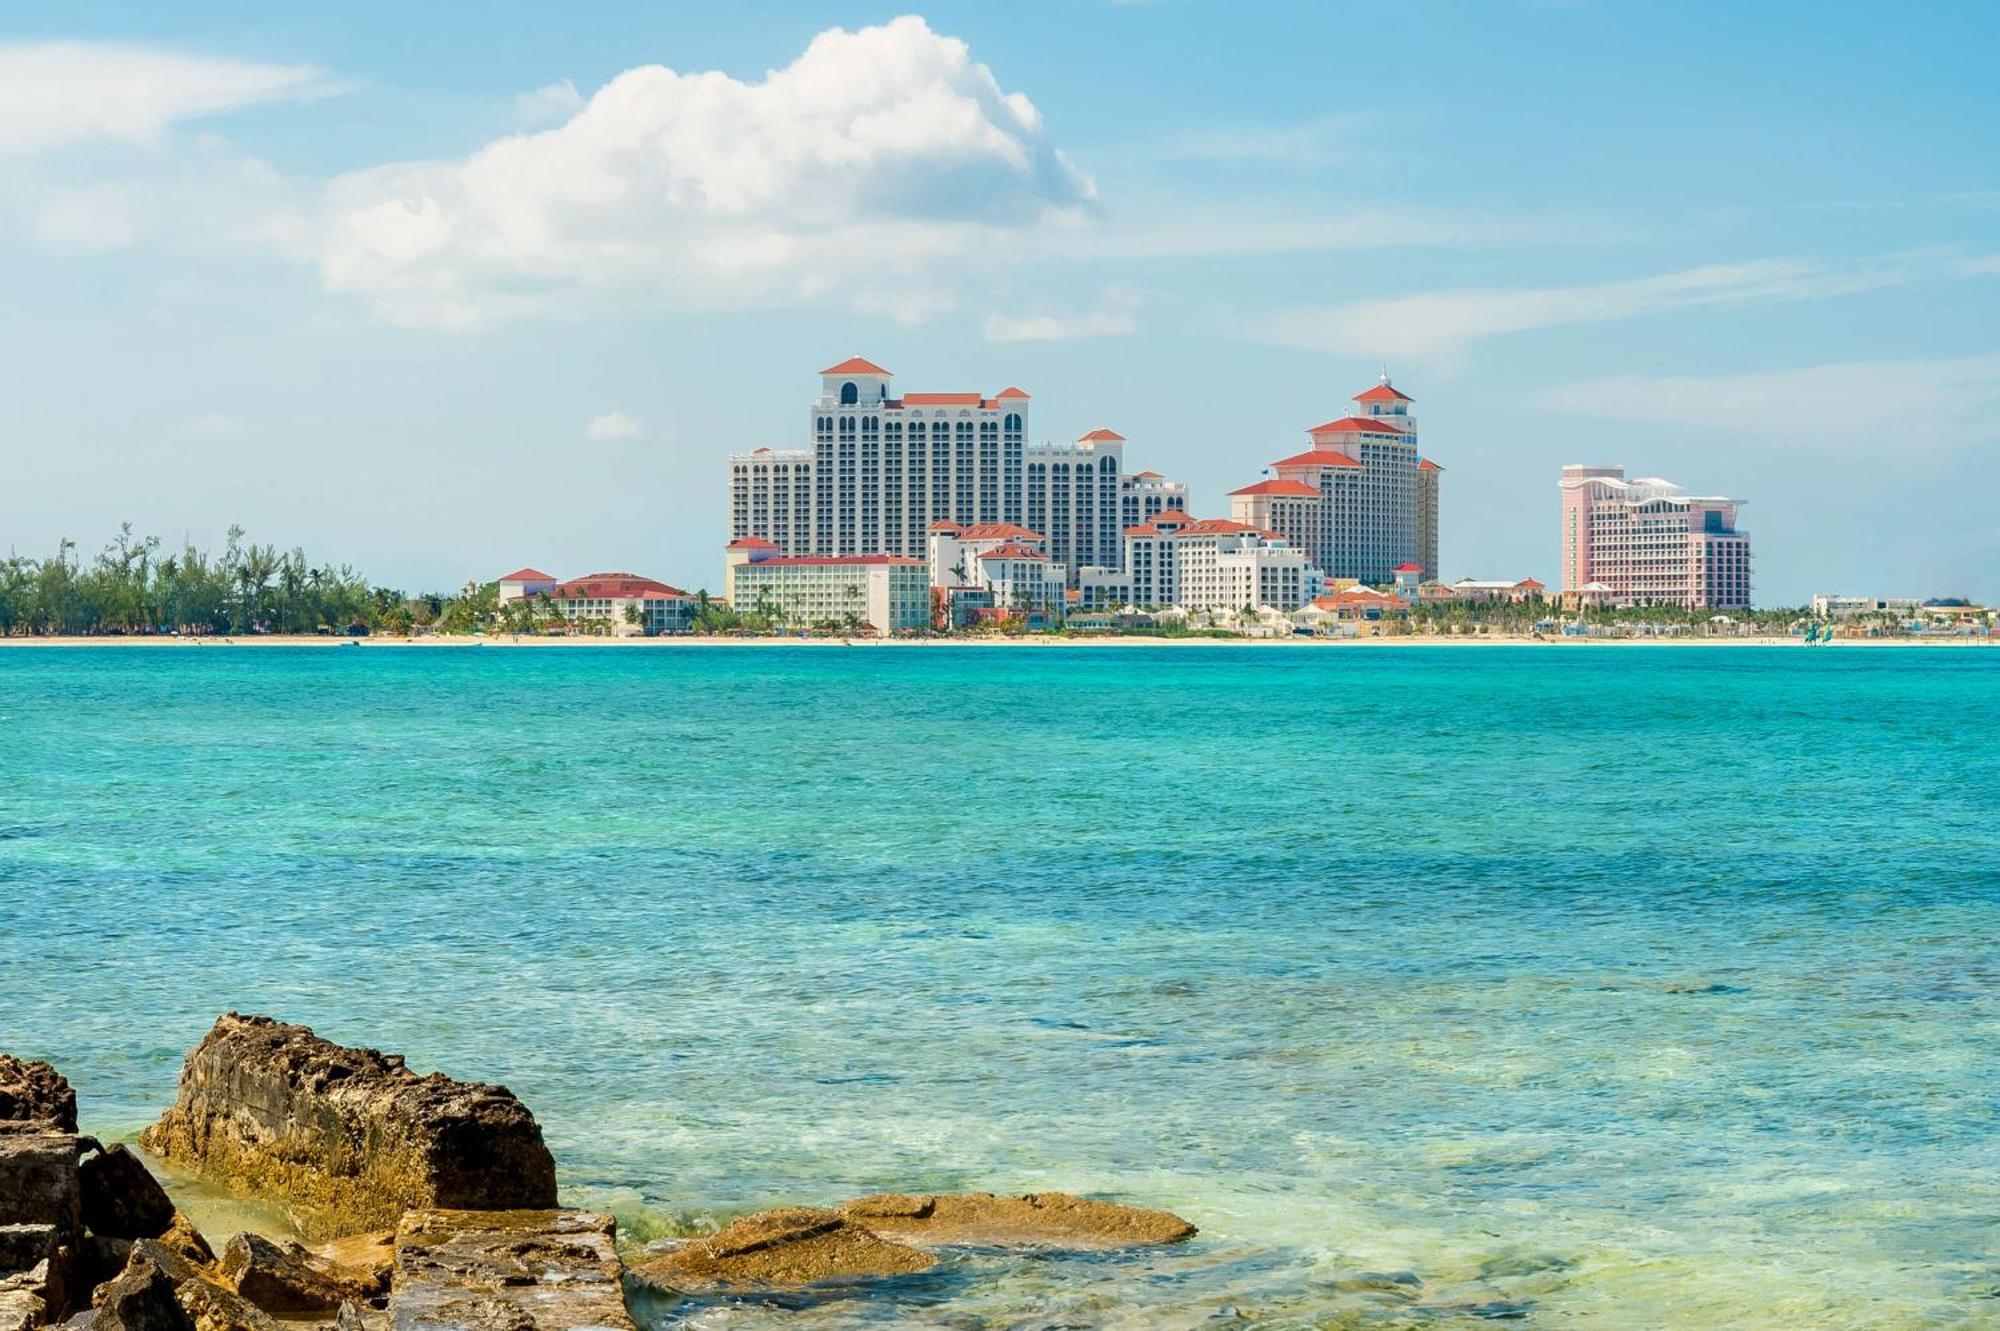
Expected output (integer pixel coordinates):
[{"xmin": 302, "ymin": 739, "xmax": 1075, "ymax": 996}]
[{"xmin": 2, "ymin": 645, "xmax": 1997, "ymax": 1328}]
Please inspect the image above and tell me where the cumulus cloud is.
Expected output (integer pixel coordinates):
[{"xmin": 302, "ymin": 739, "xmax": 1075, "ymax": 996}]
[
  {"xmin": 1257, "ymin": 259, "xmax": 1898, "ymax": 360},
  {"xmin": 584, "ymin": 411, "xmax": 643, "ymax": 441},
  {"xmin": 1536, "ymin": 349, "xmax": 2000, "ymax": 451},
  {"xmin": 513, "ymin": 79, "xmax": 584, "ymax": 128},
  {"xmin": 0, "ymin": 42, "xmax": 333, "ymax": 154},
  {"xmin": 319, "ymin": 16, "xmax": 1095, "ymax": 329}
]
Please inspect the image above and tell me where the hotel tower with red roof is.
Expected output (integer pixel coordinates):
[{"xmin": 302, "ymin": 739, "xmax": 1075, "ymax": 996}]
[
  {"xmin": 728, "ymin": 358, "xmax": 1186, "ymax": 579},
  {"xmin": 1227, "ymin": 374, "xmax": 1442, "ymax": 586}
]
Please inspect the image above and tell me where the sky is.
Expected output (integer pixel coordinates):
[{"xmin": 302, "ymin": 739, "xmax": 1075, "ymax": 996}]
[{"xmin": 1, "ymin": 0, "xmax": 1995, "ymax": 604}]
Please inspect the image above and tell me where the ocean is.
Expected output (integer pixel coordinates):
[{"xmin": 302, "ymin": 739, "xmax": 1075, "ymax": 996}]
[{"xmin": 2, "ymin": 644, "xmax": 1996, "ymax": 1328}]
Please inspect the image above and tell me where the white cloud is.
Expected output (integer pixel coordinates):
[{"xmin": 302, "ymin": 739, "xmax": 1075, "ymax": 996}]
[
  {"xmin": 1257, "ymin": 259, "xmax": 1898, "ymax": 360},
  {"xmin": 984, "ymin": 292, "xmax": 1139, "ymax": 342},
  {"xmin": 0, "ymin": 42, "xmax": 333, "ymax": 154},
  {"xmin": 319, "ymin": 16, "xmax": 1095, "ymax": 329},
  {"xmin": 584, "ymin": 411, "xmax": 642, "ymax": 442},
  {"xmin": 513, "ymin": 79, "xmax": 584, "ymax": 128},
  {"xmin": 1536, "ymin": 350, "xmax": 2000, "ymax": 451},
  {"xmin": 1962, "ymin": 255, "xmax": 2000, "ymax": 275}
]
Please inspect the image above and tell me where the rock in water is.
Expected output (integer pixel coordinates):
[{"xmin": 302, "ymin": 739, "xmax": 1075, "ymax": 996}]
[
  {"xmin": 836, "ymin": 1192, "xmax": 1197, "ymax": 1248},
  {"xmin": 90, "ymin": 1253, "xmax": 194, "ymax": 1331},
  {"xmin": 139, "ymin": 1015, "xmax": 556, "ymax": 1238},
  {"xmin": 0, "ymin": 1060, "xmax": 77, "ymax": 1135},
  {"xmin": 390, "ymin": 1209, "xmax": 634, "ymax": 1331},
  {"xmin": 79, "ymin": 1148, "xmax": 177, "ymax": 1242},
  {"xmin": 217, "ymin": 1233, "xmax": 376, "ymax": 1315},
  {"xmin": 628, "ymin": 1208, "xmax": 934, "ymax": 1291}
]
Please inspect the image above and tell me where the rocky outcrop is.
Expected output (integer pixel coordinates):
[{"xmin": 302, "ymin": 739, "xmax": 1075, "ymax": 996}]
[
  {"xmin": 216, "ymin": 1234, "xmax": 379, "ymax": 1315},
  {"xmin": 390, "ymin": 1209, "xmax": 634, "ymax": 1331},
  {"xmin": 0, "ymin": 1063, "xmax": 75, "ymax": 1136},
  {"xmin": 87, "ymin": 1253, "xmax": 194, "ymax": 1331},
  {"xmin": 78, "ymin": 1150, "xmax": 176, "ymax": 1244},
  {"xmin": 139, "ymin": 1016, "xmax": 556, "ymax": 1239},
  {"xmin": 837, "ymin": 1191, "xmax": 1197, "ymax": 1248},
  {"xmin": 629, "ymin": 1207, "xmax": 934, "ymax": 1291},
  {"xmin": 0, "ymin": 1135, "xmax": 82, "ymax": 1320}
]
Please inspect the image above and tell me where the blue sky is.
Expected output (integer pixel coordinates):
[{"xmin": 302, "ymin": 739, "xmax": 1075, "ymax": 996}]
[{"xmin": 1, "ymin": 1, "xmax": 1995, "ymax": 602}]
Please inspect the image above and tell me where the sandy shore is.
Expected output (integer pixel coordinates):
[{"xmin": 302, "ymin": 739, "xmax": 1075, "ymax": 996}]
[{"xmin": 0, "ymin": 633, "xmax": 1989, "ymax": 649}]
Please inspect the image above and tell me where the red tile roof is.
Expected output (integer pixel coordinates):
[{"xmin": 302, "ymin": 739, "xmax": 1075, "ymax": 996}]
[
  {"xmin": 1230, "ymin": 479, "xmax": 1321, "ymax": 497},
  {"xmin": 550, "ymin": 572, "xmax": 687, "ymax": 599},
  {"xmin": 928, "ymin": 520, "xmax": 961, "ymax": 533},
  {"xmin": 1271, "ymin": 448, "xmax": 1362, "ymax": 469},
  {"xmin": 822, "ymin": 356, "xmax": 891, "ymax": 376},
  {"xmin": 979, "ymin": 542, "xmax": 1047, "ymax": 561},
  {"xmin": 1309, "ymin": 416, "xmax": 1404, "ymax": 435},
  {"xmin": 996, "ymin": 386, "xmax": 1031, "ymax": 399},
  {"xmin": 1418, "ymin": 457, "xmax": 1443, "ymax": 472},
  {"xmin": 1516, "ymin": 578, "xmax": 1546, "ymax": 588},
  {"xmin": 727, "ymin": 538, "xmax": 777, "ymax": 549},
  {"xmin": 1132, "ymin": 469, "xmax": 1162, "ymax": 479},
  {"xmin": 902, "ymin": 392, "xmax": 984, "ymax": 406},
  {"xmin": 1355, "ymin": 381, "xmax": 1413, "ymax": 403},
  {"xmin": 498, "ymin": 568, "xmax": 554, "ymax": 582},
  {"xmin": 1174, "ymin": 518, "xmax": 1261, "ymax": 536},
  {"xmin": 955, "ymin": 522, "xmax": 1045, "ymax": 541},
  {"xmin": 1078, "ymin": 428, "xmax": 1125, "ymax": 442},
  {"xmin": 1393, "ymin": 562, "xmax": 1423, "ymax": 573}
]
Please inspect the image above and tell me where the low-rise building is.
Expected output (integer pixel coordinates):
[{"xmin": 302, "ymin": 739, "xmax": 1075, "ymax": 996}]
[
  {"xmin": 724, "ymin": 542, "xmax": 928, "ymax": 633},
  {"xmin": 1811, "ymin": 594, "xmax": 1925, "ymax": 619},
  {"xmin": 541, "ymin": 572, "xmax": 693, "ymax": 635},
  {"xmin": 1087, "ymin": 511, "xmax": 1317, "ymax": 613},
  {"xmin": 1449, "ymin": 577, "xmax": 1547, "ymax": 604},
  {"xmin": 497, "ymin": 568, "xmax": 557, "ymax": 602}
]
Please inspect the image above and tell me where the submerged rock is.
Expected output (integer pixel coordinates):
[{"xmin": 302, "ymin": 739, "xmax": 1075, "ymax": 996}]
[
  {"xmin": 836, "ymin": 1192, "xmax": 1197, "ymax": 1249},
  {"xmin": 217, "ymin": 1233, "xmax": 376, "ymax": 1315},
  {"xmin": 139, "ymin": 1015, "xmax": 556, "ymax": 1238},
  {"xmin": 628, "ymin": 1207, "xmax": 934, "ymax": 1291},
  {"xmin": 306, "ymin": 1233, "xmax": 393, "ymax": 1298},
  {"xmin": 0, "ymin": 1061, "xmax": 76, "ymax": 1135},
  {"xmin": 390, "ymin": 1209, "xmax": 633, "ymax": 1331}
]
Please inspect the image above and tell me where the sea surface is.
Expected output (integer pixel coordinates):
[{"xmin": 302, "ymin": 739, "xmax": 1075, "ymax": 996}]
[{"xmin": 2, "ymin": 645, "xmax": 1997, "ymax": 1329}]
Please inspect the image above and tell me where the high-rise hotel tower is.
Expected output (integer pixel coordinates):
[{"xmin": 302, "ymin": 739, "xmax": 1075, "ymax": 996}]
[{"xmin": 728, "ymin": 358, "xmax": 1185, "ymax": 577}]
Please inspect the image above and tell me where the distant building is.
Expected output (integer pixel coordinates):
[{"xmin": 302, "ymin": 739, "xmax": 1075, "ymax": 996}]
[
  {"xmin": 541, "ymin": 572, "xmax": 692, "ymax": 635},
  {"xmin": 496, "ymin": 568, "xmax": 557, "ymax": 602},
  {"xmin": 1811, "ymin": 594, "xmax": 1923, "ymax": 619},
  {"xmin": 927, "ymin": 521, "xmax": 1065, "ymax": 620},
  {"xmin": 1559, "ymin": 465, "xmax": 1751, "ymax": 609},
  {"xmin": 726, "ymin": 359, "xmax": 1186, "ymax": 575},
  {"xmin": 1449, "ymin": 577, "xmax": 1547, "ymax": 605},
  {"xmin": 1079, "ymin": 511, "xmax": 1315, "ymax": 612},
  {"xmin": 724, "ymin": 541, "xmax": 928, "ymax": 633},
  {"xmin": 1226, "ymin": 375, "xmax": 1441, "ymax": 586}
]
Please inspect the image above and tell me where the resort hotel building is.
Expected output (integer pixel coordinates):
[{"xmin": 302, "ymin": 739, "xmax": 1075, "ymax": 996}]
[
  {"xmin": 723, "ymin": 539, "xmax": 929, "ymax": 633},
  {"xmin": 1558, "ymin": 466, "xmax": 1752, "ymax": 609},
  {"xmin": 494, "ymin": 569, "xmax": 693, "ymax": 634},
  {"xmin": 728, "ymin": 358, "xmax": 1189, "ymax": 579},
  {"xmin": 1226, "ymin": 376, "xmax": 1443, "ymax": 585}
]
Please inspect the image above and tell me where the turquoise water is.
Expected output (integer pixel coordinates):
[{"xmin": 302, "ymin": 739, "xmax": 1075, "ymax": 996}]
[{"xmin": 2, "ymin": 645, "xmax": 1997, "ymax": 1328}]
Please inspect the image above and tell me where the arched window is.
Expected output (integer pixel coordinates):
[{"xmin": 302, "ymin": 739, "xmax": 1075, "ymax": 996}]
[{"xmin": 840, "ymin": 381, "xmax": 859, "ymax": 405}]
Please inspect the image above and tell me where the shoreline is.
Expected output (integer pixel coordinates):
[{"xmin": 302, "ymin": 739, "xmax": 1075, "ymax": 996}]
[{"xmin": 0, "ymin": 633, "xmax": 1989, "ymax": 650}]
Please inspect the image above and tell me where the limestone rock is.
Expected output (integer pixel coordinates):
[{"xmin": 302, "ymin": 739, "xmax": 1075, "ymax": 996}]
[
  {"xmin": 169, "ymin": 1277, "xmax": 276, "ymax": 1331},
  {"xmin": 79, "ymin": 1149, "xmax": 176, "ymax": 1242},
  {"xmin": 150, "ymin": 1220, "xmax": 213, "ymax": 1275},
  {"xmin": 0, "ymin": 1061, "xmax": 76, "ymax": 1135},
  {"xmin": 0, "ymin": 1135, "xmax": 82, "ymax": 1235},
  {"xmin": 139, "ymin": 1015, "xmax": 556, "ymax": 1239},
  {"xmin": 218, "ymin": 1233, "xmax": 376, "ymax": 1315},
  {"xmin": 836, "ymin": 1191, "xmax": 1197, "ymax": 1249},
  {"xmin": 90, "ymin": 1253, "xmax": 194, "ymax": 1331},
  {"xmin": 628, "ymin": 1207, "xmax": 934, "ymax": 1291},
  {"xmin": 307, "ymin": 1233, "xmax": 392, "ymax": 1296},
  {"xmin": 0, "ymin": 1288, "xmax": 42, "ymax": 1331},
  {"xmin": 391, "ymin": 1209, "xmax": 633, "ymax": 1331}
]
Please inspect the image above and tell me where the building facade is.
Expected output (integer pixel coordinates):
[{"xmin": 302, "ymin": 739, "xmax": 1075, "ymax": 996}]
[
  {"xmin": 1226, "ymin": 376, "xmax": 1440, "ymax": 587},
  {"xmin": 1079, "ymin": 512, "xmax": 1316, "ymax": 612},
  {"xmin": 538, "ymin": 572, "xmax": 693, "ymax": 635},
  {"xmin": 727, "ymin": 360, "xmax": 1187, "ymax": 580},
  {"xmin": 724, "ymin": 542, "xmax": 928, "ymax": 633},
  {"xmin": 1559, "ymin": 465, "xmax": 1752, "ymax": 609}
]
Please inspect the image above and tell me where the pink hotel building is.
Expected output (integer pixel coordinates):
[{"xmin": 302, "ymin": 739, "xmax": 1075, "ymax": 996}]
[{"xmin": 1559, "ymin": 466, "xmax": 1752, "ymax": 609}]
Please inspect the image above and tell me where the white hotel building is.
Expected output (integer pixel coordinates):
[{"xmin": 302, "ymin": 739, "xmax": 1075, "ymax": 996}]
[
  {"xmin": 723, "ymin": 539, "xmax": 929, "ymax": 633},
  {"xmin": 728, "ymin": 359, "xmax": 1186, "ymax": 580},
  {"xmin": 1078, "ymin": 512, "xmax": 1316, "ymax": 612},
  {"xmin": 1559, "ymin": 465, "xmax": 1752, "ymax": 609}
]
